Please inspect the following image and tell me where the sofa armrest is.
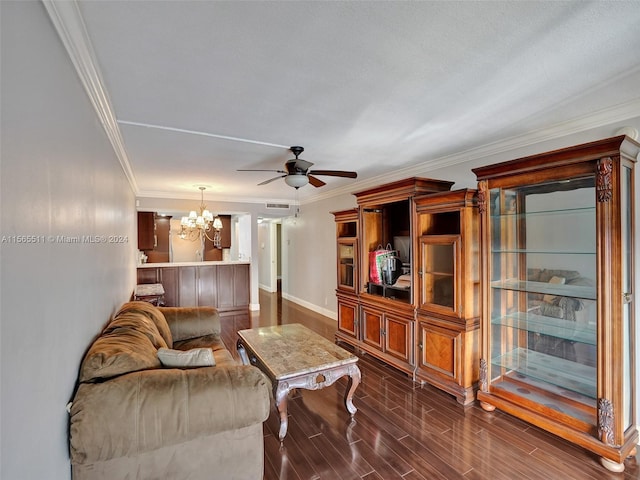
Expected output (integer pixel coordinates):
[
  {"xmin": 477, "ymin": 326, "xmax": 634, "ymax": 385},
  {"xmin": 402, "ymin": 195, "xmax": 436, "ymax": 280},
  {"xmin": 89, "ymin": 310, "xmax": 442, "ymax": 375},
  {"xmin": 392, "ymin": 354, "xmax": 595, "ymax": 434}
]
[
  {"xmin": 158, "ymin": 306, "xmax": 220, "ymax": 341},
  {"xmin": 69, "ymin": 365, "xmax": 271, "ymax": 465}
]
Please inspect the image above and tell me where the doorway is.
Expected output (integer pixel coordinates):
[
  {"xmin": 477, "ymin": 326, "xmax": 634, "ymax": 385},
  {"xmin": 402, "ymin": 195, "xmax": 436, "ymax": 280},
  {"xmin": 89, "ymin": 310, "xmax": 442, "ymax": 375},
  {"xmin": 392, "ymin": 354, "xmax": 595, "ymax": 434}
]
[{"xmin": 259, "ymin": 219, "xmax": 283, "ymax": 294}]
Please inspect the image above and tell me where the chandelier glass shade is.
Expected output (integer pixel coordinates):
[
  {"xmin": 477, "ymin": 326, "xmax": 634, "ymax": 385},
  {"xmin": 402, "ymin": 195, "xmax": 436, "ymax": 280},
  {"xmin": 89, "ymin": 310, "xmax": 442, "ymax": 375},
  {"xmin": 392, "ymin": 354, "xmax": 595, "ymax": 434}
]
[{"xmin": 179, "ymin": 187, "xmax": 223, "ymax": 247}]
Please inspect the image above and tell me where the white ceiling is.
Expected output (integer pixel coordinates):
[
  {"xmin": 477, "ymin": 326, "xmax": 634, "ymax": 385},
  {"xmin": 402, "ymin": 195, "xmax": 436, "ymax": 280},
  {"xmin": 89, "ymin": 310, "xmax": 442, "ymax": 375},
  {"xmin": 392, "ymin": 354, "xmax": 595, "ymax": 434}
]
[{"xmin": 49, "ymin": 1, "xmax": 640, "ymax": 205}]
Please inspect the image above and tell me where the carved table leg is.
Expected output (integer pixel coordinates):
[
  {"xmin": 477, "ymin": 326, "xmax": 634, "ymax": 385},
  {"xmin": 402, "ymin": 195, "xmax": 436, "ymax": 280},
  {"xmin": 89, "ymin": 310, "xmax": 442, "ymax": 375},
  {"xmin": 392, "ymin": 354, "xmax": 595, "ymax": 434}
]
[
  {"xmin": 344, "ymin": 364, "xmax": 361, "ymax": 416},
  {"xmin": 275, "ymin": 381, "xmax": 291, "ymax": 442},
  {"xmin": 236, "ymin": 340, "xmax": 249, "ymax": 366}
]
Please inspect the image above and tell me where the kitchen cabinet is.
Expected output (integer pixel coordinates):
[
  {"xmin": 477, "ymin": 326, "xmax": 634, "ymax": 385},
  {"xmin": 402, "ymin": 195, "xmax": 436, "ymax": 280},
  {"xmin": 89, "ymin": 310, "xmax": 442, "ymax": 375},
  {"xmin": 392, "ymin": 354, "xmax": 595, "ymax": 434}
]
[
  {"xmin": 136, "ymin": 262, "xmax": 250, "ymax": 312},
  {"xmin": 137, "ymin": 211, "xmax": 155, "ymax": 251}
]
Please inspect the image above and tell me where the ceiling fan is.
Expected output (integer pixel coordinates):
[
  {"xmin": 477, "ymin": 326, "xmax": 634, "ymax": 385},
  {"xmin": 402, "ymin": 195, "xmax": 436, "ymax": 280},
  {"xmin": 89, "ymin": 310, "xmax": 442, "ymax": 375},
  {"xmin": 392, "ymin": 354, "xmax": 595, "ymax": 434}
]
[{"xmin": 238, "ymin": 146, "xmax": 357, "ymax": 189}]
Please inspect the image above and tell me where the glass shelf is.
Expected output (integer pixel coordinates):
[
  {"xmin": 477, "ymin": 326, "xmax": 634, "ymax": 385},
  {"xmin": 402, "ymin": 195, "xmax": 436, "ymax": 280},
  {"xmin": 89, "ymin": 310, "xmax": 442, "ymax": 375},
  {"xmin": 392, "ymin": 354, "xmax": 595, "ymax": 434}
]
[
  {"xmin": 491, "ymin": 279, "xmax": 596, "ymax": 300},
  {"xmin": 490, "ymin": 205, "xmax": 595, "ymax": 219},
  {"xmin": 492, "ymin": 312, "xmax": 596, "ymax": 345},
  {"xmin": 492, "ymin": 249, "xmax": 595, "ymax": 255},
  {"xmin": 492, "ymin": 347, "xmax": 596, "ymax": 398}
]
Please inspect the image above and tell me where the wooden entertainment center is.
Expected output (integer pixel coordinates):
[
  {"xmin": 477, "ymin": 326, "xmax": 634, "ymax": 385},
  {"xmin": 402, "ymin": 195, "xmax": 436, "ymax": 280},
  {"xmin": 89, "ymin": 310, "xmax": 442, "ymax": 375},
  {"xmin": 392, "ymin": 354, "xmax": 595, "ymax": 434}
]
[
  {"xmin": 334, "ymin": 135, "xmax": 638, "ymax": 472},
  {"xmin": 334, "ymin": 177, "xmax": 482, "ymax": 405}
]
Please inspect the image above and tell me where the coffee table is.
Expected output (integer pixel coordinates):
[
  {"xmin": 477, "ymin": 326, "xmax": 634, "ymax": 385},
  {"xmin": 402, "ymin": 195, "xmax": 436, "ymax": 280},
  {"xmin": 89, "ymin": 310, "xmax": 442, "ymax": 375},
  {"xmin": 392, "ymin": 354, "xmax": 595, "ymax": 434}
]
[{"xmin": 236, "ymin": 323, "xmax": 360, "ymax": 441}]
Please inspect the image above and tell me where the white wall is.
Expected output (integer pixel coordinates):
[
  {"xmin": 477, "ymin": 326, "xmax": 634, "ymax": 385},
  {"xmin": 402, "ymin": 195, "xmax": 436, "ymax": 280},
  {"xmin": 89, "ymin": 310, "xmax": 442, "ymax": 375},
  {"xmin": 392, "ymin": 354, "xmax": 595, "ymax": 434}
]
[
  {"xmin": 236, "ymin": 214, "xmax": 252, "ymax": 260},
  {"xmin": 282, "ymin": 193, "xmax": 356, "ymax": 318},
  {"xmin": 0, "ymin": 2, "xmax": 136, "ymax": 479}
]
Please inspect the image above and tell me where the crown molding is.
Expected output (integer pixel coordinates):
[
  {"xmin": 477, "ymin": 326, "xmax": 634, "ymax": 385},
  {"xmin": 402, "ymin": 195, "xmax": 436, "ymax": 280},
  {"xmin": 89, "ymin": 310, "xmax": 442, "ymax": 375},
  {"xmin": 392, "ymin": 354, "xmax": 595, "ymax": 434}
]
[
  {"xmin": 303, "ymin": 98, "xmax": 640, "ymax": 205},
  {"xmin": 136, "ymin": 189, "xmax": 299, "ymax": 207},
  {"xmin": 42, "ymin": 0, "xmax": 139, "ymax": 194}
]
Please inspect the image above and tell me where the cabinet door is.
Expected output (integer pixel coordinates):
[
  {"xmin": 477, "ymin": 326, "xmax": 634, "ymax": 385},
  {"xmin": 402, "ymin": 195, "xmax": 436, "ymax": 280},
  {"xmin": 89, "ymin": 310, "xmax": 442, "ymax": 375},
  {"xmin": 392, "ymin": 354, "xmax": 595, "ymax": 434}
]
[
  {"xmin": 361, "ymin": 306, "xmax": 383, "ymax": 349},
  {"xmin": 419, "ymin": 234, "xmax": 461, "ymax": 316},
  {"xmin": 178, "ymin": 266, "xmax": 198, "ymax": 306},
  {"xmin": 220, "ymin": 215, "xmax": 232, "ymax": 248},
  {"xmin": 417, "ymin": 319, "xmax": 460, "ymax": 381},
  {"xmin": 337, "ymin": 297, "xmax": 358, "ymax": 339},
  {"xmin": 233, "ymin": 264, "xmax": 250, "ymax": 308},
  {"xmin": 385, "ymin": 313, "xmax": 413, "ymax": 363},
  {"xmin": 137, "ymin": 212, "xmax": 155, "ymax": 250},
  {"xmin": 154, "ymin": 216, "xmax": 171, "ymax": 259},
  {"xmin": 217, "ymin": 264, "xmax": 235, "ymax": 309},
  {"xmin": 197, "ymin": 265, "xmax": 217, "ymax": 307},
  {"xmin": 137, "ymin": 268, "xmax": 159, "ymax": 285},
  {"xmin": 337, "ymin": 239, "xmax": 357, "ymax": 291},
  {"xmin": 159, "ymin": 267, "xmax": 179, "ymax": 307}
]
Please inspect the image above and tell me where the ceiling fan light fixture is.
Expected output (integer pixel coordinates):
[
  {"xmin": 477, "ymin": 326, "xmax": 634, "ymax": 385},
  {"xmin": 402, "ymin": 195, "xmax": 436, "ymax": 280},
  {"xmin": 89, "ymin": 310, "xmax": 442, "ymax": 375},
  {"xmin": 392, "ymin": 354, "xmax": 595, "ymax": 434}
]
[{"xmin": 285, "ymin": 174, "xmax": 309, "ymax": 188}]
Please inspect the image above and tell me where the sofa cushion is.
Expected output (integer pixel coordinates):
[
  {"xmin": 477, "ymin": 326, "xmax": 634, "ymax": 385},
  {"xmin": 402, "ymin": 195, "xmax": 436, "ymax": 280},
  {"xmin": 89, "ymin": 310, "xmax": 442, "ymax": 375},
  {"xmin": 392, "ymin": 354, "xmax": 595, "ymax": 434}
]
[
  {"xmin": 105, "ymin": 312, "xmax": 168, "ymax": 350},
  {"xmin": 79, "ymin": 329, "xmax": 161, "ymax": 383},
  {"xmin": 117, "ymin": 301, "xmax": 173, "ymax": 348},
  {"xmin": 160, "ymin": 307, "xmax": 219, "ymax": 342},
  {"xmin": 157, "ymin": 348, "xmax": 215, "ymax": 368},
  {"xmin": 70, "ymin": 366, "xmax": 271, "ymax": 464},
  {"xmin": 173, "ymin": 334, "xmax": 236, "ymax": 367}
]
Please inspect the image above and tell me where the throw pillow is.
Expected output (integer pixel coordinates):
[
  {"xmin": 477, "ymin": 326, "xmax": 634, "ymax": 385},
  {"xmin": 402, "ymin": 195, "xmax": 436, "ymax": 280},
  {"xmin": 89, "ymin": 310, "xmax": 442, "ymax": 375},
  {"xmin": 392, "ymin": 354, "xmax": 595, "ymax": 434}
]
[{"xmin": 157, "ymin": 348, "xmax": 215, "ymax": 368}]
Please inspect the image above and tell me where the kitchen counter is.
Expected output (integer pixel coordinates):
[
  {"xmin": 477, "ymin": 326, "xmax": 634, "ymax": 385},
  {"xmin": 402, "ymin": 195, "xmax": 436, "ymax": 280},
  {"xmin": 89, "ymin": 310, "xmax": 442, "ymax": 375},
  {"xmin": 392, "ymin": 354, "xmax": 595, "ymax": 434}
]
[
  {"xmin": 136, "ymin": 262, "xmax": 250, "ymax": 311},
  {"xmin": 138, "ymin": 260, "xmax": 250, "ymax": 268}
]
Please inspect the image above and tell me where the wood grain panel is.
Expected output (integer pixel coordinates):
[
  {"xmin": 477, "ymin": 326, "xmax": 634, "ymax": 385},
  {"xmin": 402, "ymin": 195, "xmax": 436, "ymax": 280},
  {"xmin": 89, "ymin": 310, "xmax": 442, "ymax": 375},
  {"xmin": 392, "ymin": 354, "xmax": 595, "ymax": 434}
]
[
  {"xmin": 197, "ymin": 265, "xmax": 216, "ymax": 306},
  {"xmin": 217, "ymin": 264, "xmax": 235, "ymax": 309},
  {"xmin": 178, "ymin": 266, "xmax": 197, "ymax": 306},
  {"xmin": 420, "ymin": 322, "xmax": 458, "ymax": 379}
]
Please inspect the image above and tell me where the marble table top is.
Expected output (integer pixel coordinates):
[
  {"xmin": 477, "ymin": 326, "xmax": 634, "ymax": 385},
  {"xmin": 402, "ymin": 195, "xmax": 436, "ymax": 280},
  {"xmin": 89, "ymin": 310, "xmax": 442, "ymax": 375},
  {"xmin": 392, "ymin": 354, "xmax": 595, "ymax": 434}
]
[
  {"xmin": 134, "ymin": 283, "xmax": 165, "ymax": 296},
  {"xmin": 237, "ymin": 323, "xmax": 357, "ymax": 380}
]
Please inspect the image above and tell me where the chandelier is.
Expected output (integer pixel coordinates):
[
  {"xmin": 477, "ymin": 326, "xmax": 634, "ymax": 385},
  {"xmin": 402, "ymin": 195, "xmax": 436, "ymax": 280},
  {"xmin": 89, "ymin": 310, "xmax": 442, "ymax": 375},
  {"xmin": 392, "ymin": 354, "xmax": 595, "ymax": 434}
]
[{"xmin": 179, "ymin": 186, "xmax": 223, "ymax": 247}]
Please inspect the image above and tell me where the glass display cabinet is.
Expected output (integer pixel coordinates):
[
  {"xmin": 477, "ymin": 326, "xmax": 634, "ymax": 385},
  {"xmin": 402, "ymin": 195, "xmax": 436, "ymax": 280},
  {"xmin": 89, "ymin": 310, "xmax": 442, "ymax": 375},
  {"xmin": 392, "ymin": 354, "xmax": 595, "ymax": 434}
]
[
  {"xmin": 473, "ymin": 136, "xmax": 638, "ymax": 472},
  {"xmin": 333, "ymin": 209, "xmax": 359, "ymax": 342},
  {"xmin": 414, "ymin": 189, "xmax": 481, "ymax": 405}
]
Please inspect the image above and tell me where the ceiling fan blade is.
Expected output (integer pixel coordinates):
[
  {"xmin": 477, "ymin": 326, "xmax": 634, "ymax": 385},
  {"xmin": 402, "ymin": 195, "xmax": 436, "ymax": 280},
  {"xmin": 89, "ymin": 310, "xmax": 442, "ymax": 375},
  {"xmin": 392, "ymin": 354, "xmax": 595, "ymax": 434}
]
[
  {"xmin": 237, "ymin": 169, "xmax": 286, "ymax": 173},
  {"xmin": 308, "ymin": 175, "xmax": 326, "ymax": 188},
  {"xmin": 308, "ymin": 169, "xmax": 357, "ymax": 179},
  {"xmin": 257, "ymin": 175, "xmax": 287, "ymax": 186}
]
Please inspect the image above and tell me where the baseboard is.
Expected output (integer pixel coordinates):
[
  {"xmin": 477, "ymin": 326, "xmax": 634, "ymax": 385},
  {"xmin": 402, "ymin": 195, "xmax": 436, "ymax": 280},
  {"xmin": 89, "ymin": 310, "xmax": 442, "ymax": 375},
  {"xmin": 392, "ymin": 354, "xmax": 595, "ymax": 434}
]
[
  {"xmin": 281, "ymin": 292, "xmax": 337, "ymax": 321},
  {"xmin": 258, "ymin": 282, "xmax": 277, "ymax": 293}
]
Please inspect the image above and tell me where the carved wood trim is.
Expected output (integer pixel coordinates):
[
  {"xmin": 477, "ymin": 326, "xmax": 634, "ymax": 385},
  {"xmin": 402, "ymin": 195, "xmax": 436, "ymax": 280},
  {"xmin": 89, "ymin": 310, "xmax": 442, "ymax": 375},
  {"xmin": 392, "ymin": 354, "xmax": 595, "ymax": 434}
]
[
  {"xmin": 477, "ymin": 181, "xmax": 487, "ymax": 214},
  {"xmin": 598, "ymin": 397, "xmax": 615, "ymax": 446},
  {"xmin": 479, "ymin": 358, "xmax": 488, "ymax": 392},
  {"xmin": 596, "ymin": 157, "xmax": 613, "ymax": 202}
]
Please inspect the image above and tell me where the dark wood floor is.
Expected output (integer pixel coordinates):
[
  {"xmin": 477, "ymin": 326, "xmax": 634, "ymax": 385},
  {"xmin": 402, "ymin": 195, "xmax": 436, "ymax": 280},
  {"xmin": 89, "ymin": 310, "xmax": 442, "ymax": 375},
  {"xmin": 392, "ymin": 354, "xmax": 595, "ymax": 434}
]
[{"xmin": 220, "ymin": 290, "xmax": 640, "ymax": 480}]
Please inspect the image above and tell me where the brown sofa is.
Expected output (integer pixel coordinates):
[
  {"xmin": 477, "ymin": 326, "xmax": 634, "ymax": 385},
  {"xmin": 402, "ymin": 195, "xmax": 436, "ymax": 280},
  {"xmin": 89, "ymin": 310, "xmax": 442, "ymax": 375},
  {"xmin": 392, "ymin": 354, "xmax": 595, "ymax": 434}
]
[{"xmin": 68, "ymin": 301, "xmax": 271, "ymax": 480}]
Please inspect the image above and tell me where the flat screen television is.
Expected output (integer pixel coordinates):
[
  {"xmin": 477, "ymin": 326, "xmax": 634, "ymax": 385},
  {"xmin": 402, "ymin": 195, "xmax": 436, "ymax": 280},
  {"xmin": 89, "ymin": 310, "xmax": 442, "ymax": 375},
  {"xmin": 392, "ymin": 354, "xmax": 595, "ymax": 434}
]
[{"xmin": 393, "ymin": 236, "xmax": 411, "ymax": 265}]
